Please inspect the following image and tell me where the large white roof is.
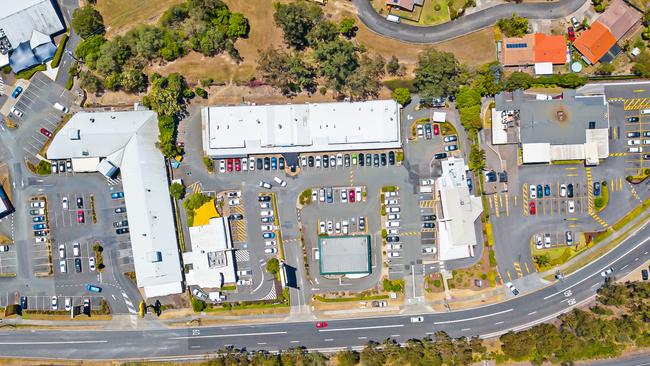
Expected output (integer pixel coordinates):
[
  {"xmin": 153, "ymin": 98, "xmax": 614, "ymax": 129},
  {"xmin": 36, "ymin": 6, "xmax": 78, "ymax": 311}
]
[
  {"xmin": 184, "ymin": 217, "xmax": 237, "ymax": 288},
  {"xmin": 0, "ymin": 0, "xmax": 64, "ymax": 49},
  {"xmin": 47, "ymin": 110, "xmax": 183, "ymax": 298},
  {"xmin": 202, "ymin": 100, "xmax": 401, "ymax": 157},
  {"xmin": 436, "ymin": 157, "xmax": 483, "ymax": 261}
]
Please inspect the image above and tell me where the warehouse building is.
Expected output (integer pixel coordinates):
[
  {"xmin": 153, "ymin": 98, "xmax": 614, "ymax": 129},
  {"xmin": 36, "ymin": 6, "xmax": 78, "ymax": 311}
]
[
  {"xmin": 0, "ymin": 185, "xmax": 14, "ymax": 220},
  {"xmin": 202, "ymin": 100, "xmax": 401, "ymax": 158},
  {"xmin": 47, "ymin": 109, "xmax": 184, "ymax": 298},
  {"xmin": 493, "ymin": 90, "xmax": 609, "ymax": 165},
  {"xmin": 318, "ymin": 235, "xmax": 371, "ymax": 277},
  {"xmin": 0, "ymin": 0, "xmax": 66, "ymax": 71}
]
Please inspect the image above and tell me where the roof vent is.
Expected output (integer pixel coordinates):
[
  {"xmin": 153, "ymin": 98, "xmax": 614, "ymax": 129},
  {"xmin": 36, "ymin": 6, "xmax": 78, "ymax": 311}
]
[{"xmin": 90, "ymin": 118, "xmax": 95, "ymax": 123}]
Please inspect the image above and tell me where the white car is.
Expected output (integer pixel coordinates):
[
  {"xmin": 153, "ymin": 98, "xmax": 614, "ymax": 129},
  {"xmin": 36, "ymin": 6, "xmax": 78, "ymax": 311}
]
[
  {"xmin": 535, "ymin": 235, "xmax": 543, "ymax": 250},
  {"xmin": 422, "ymin": 246, "xmax": 437, "ymax": 254},
  {"xmin": 421, "ymin": 179, "xmax": 434, "ymax": 185},
  {"xmin": 237, "ymin": 279, "xmax": 252, "ymax": 286},
  {"xmin": 506, "ymin": 282, "xmax": 519, "ymax": 295},
  {"xmin": 529, "ymin": 185, "xmax": 536, "ymax": 199},
  {"xmin": 259, "ymin": 181, "xmax": 272, "ymax": 189},
  {"xmin": 560, "ymin": 184, "xmax": 567, "ymax": 197},
  {"xmin": 237, "ymin": 269, "xmax": 252, "ymax": 276},
  {"xmin": 51, "ymin": 296, "xmax": 58, "ymax": 310},
  {"xmin": 241, "ymin": 158, "xmax": 248, "ymax": 171},
  {"xmin": 73, "ymin": 242, "xmax": 80, "ymax": 256},
  {"xmin": 34, "ymin": 237, "xmax": 46, "ymax": 243},
  {"xmin": 260, "ymin": 210, "xmax": 274, "ymax": 217},
  {"xmin": 388, "ymin": 213, "xmax": 400, "ymax": 220},
  {"xmin": 386, "ymin": 221, "xmax": 400, "ymax": 228},
  {"xmin": 265, "ymin": 240, "xmax": 277, "ymax": 246},
  {"xmin": 315, "ymin": 156, "xmax": 321, "ymax": 168},
  {"xmin": 387, "ymin": 228, "xmax": 399, "ymax": 235},
  {"xmin": 261, "ymin": 225, "xmax": 273, "ymax": 231},
  {"xmin": 628, "ymin": 139, "xmax": 641, "ymax": 146},
  {"xmin": 388, "ymin": 251, "xmax": 400, "ymax": 257},
  {"xmin": 336, "ymin": 153, "xmax": 343, "ymax": 166},
  {"xmin": 385, "ymin": 199, "xmax": 398, "ymax": 205},
  {"xmin": 228, "ymin": 198, "xmax": 240, "ymax": 206},
  {"xmin": 340, "ymin": 190, "xmax": 347, "ymax": 203},
  {"xmin": 567, "ymin": 200, "xmax": 575, "ymax": 214},
  {"xmin": 544, "ymin": 233, "xmax": 551, "ymax": 248},
  {"xmin": 260, "ymin": 202, "xmax": 271, "ymax": 209},
  {"xmin": 301, "ymin": 156, "xmax": 307, "ymax": 166},
  {"xmin": 89, "ymin": 257, "xmax": 96, "ymax": 271},
  {"xmin": 59, "ymin": 260, "xmax": 66, "ymax": 273},
  {"xmin": 319, "ymin": 189, "xmax": 325, "ymax": 202},
  {"xmin": 410, "ymin": 316, "xmax": 424, "ymax": 323},
  {"xmin": 64, "ymin": 297, "xmax": 71, "ymax": 311},
  {"xmin": 10, "ymin": 106, "xmax": 23, "ymax": 118},
  {"xmin": 355, "ymin": 187, "xmax": 362, "ymax": 200},
  {"xmin": 601, "ymin": 267, "xmax": 614, "ymax": 277},
  {"xmin": 385, "ymin": 191, "xmax": 398, "ymax": 197},
  {"xmin": 273, "ymin": 177, "xmax": 287, "ymax": 187},
  {"xmin": 59, "ymin": 244, "xmax": 65, "ymax": 259},
  {"xmin": 62, "ymin": 196, "xmax": 69, "ymax": 209},
  {"xmin": 264, "ymin": 247, "xmax": 277, "ymax": 254},
  {"xmin": 312, "ymin": 190, "xmax": 318, "ymax": 202},
  {"xmin": 389, "ymin": 243, "xmax": 402, "ymax": 250},
  {"xmin": 387, "ymin": 206, "xmax": 400, "ymax": 213},
  {"xmin": 335, "ymin": 221, "xmax": 341, "ymax": 234},
  {"xmin": 417, "ymin": 125, "xmax": 424, "ymax": 137},
  {"xmin": 629, "ymin": 147, "xmax": 643, "ymax": 153},
  {"xmin": 319, "ymin": 221, "xmax": 326, "ymax": 234},
  {"xmin": 219, "ymin": 160, "xmax": 226, "ymax": 173}
]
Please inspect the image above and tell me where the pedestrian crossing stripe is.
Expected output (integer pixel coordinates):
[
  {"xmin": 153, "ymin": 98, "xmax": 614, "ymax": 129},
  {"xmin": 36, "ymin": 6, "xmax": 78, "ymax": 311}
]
[
  {"xmin": 513, "ymin": 262, "xmax": 523, "ymax": 278},
  {"xmin": 609, "ymin": 153, "xmax": 627, "ymax": 157},
  {"xmin": 608, "ymin": 97, "xmax": 623, "ymax": 102},
  {"xmin": 401, "ymin": 231, "xmax": 420, "ymax": 236},
  {"xmin": 624, "ymin": 98, "xmax": 650, "ymax": 110},
  {"xmin": 419, "ymin": 200, "xmax": 435, "ymax": 208},
  {"xmin": 590, "ymin": 212, "xmax": 608, "ymax": 228}
]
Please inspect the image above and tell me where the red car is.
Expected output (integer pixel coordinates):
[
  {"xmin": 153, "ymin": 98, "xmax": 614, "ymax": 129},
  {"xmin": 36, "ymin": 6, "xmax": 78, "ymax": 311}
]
[
  {"xmin": 567, "ymin": 27, "xmax": 575, "ymax": 42},
  {"xmin": 234, "ymin": 159, "xmax": 241, "ymax": 172},
  {"xmin": 226, "ymin": 159, "xmax": 233, "ymax": 172},
  {"xmin": 529, "ymin": 201, "xmax": 536, "ymax": 215},
  {"xmin": 315, "ymin": 321, "xmax": 328, "ymax": 328},
  {"xmin": 77, "ymin": 210, "xmax": 85, "ymax": 223},
  {"xmin": 40, "ymin": 128, "xmax": 52, "ymax": 138},
  {"xmin": 349, "ymin": 189, "xmax": 355, "ymax": 203},
  {"xmin": 433, "ymin": 124, "xmax": 440, "ymax": 135}
]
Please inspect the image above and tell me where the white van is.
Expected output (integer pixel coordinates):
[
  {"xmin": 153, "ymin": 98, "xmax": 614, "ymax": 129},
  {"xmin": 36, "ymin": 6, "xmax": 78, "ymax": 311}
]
[
  {"xmin": 642, "ymin": 109, "xmax": 650, "ymax": 115},
  {"xmin": 629, "ymin": 147, "xmax": 643, "ymax": 153},
  {"xmin": 273, "ymin": 177, "xmax": 287, "ymax": 187},
  {"xmin": 53, "ymin": 102, "xmax": 69, "ymax": 113},
  {"xmin": 386, "ymin": 14, "xmax": 400, "ymax": 23}
]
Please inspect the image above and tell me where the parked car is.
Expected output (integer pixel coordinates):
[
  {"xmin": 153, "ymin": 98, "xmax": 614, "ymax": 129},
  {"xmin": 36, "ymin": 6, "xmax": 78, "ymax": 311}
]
[
  {"xmin": 39, "ymin": 128, "xmax": 51, "ymax": 137},
  {"xmin": 111, "ymin": 192, "xmax": 124, "ymax": 199},
  {"xmin": 11, "ymin": 86, "xmax": 22, "ymax": 98},
  {"xmin": 192, "ymin": 288, "xmax": 208, "ymax": 300},
  {"xmin": 51, "ymin": 296, "xmax": 58, "ymax": 310},
  {"xmin": 264, "ymin": 247, "xmax": 277, "ymax": 254},
  {"xmin": 33, "ymin": 223, "xmax": 47, "ymax": 230},
  {"xmin": 643, "ymin": 269, "xmax": 649, "ymax": 281},
  {"xmin": 434, "ymin": 152, "xmax": 447, "ymax": 159},
  {"xmin": 260, "ymin": 210, "xmax": 274, "ymax": 217},
  {"xmin": 258, "ymin": 195, "xmax": 271, "ymax": 202},
  {"xmin": 560, "ymin": 184, "xmax": 567, "ymax": 197},
  {"xmin": 113, "ymin": 219, "xmax": 128, "ymax": 227},
  {"xmin": 20, "ymin": 296, "xmax": 27, "ymax": 310},
  {"xmin": 433, "ymin": 124, "xmax": 440, "ymax": 135},
  {"xmin": 627, "ymin": 116, "xmax": 640, "ymax": 123},
  {"xmin": 565, "ymin": 231, "xmax": 573, "ymax": 246},
  {"xmin": 85, "ymin": 284, "xmax": 102, "ymax": 293},
  {"xmin": 228, "ymin": 214, "xmax": 244, "ymax": 220},
  {"xmin": 32, "ymin": 216, "xmax": 44, "ymax": 222},
  {"xmin": 114, "ymin": 207, "xmax": 126, "ymax": 213},
  {"xmin": 76, "ymin": 197, "xmax": 83, "ymax": 209},
  {"xmin": 262, "ymin": 232, "xmax": 275, "ymax": 239},
  {"xmin": 73, "ymin": 242, "xmax": 80, "ymax": 257},
  {"xmin": 59, "ymin": 260, "xmax": 66, "ymax": 273},
  {"xmin": 77, "ymin": 210, "xmax": 85, "ymax": 223},
  {"xmin": 567, "ymin": 26, "xmax": 575, "ymax": 42},
  {"xmin": 422, "ymin": 214, "xmax": 436, "ymax": 221},
  {"xmin": 567, "ymin": 184, "xmax": 574, "ymax": 198},
  {"xmin": 443, "ymin": 135, "xmax": 457, "ymax": 143},
  {"xmin": 529, "ymin": 185, "xmax": 537, "ymax": 199},
  {"xmin": 422, "ymin": 222, "xmax": 435, "ymax": 228},
  {"xmin": 271, "ymin": 157, "xmax": 277, "ymax": 170},
  {"xmin": 628, "ymin": 132, "xmax": 641, "ymax": 138},
  {"xmin": 506, "ymin": 281, "xmax": 519, "ymax": 296},
  {"xmin": 75, "ymin": 258, "xmax": 82, "ymax": 273},
  {"xmin": 386, "ymin": 236, "xmax": 400, "ymax": 243},
  {"xmin": 544, "ymin": 184, "xmax": 551, "ymax": 196},
  {"xmin": 424, "ymin": 123, "xmax": 432, "ymax": 139},
  {"xmin": 529, "ymin": 201, "xmax": 536, "ymax": 215},
  {"xmin": 567, "ymin": 200, "xmax": 575, "ymax": 214},
  {"xmin": 444, "ymin": 144, "xmax": 458, "ymax": 152},
  {"xmin": 535, "ymin": 235, "xmax": 543, "ymax": 250},
  {"xmin": 116, "ymin": 228, "xmax": 129, "ymax": 235},
  {"xmin": 594, "ymin": 182, "xmax": 601, "ymax": 196},
  {"xmin": 544, "ymin": 233, "xmax": 551, "ymax": 248}
]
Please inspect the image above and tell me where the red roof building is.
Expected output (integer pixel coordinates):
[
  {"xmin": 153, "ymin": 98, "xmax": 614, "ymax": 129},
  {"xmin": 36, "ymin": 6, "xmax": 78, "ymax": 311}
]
[{"xmin": 573, "ymin": 21, "xmax": 617, "ymax": 64}]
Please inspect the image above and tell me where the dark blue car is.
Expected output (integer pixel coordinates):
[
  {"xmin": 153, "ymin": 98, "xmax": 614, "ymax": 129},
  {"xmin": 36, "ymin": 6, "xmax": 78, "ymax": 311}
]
[
  {"xmin": 593, "ymin": 182, "xmax": 601, "ymax": 196},
  {"xmin": 467, "ymin": 177, "xmax": 473, "ymax": 192},
  {"xmin": 271, "ymin": 157, "xmax": 277, "ymax": 170},
  {"xmin": 111, "ymin": 192, "xmax": 124, "ymax": 199},
  {"xmin": 544, "ymin": 184, "xmax": 551, "ymax": 196},
  {"xmin": 11, "ymin": 86, "xmax": 22, "ymax": 98}
]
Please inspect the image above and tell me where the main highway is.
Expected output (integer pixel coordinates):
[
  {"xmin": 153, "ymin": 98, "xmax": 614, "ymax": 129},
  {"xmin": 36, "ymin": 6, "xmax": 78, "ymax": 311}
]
[
  {"xmin": 0, "ymin": 222, "xmax": 648, "ymax": 360},
  {"xmin": 353, "ymin": 0, "xmax": 587, "ymax": 43}
]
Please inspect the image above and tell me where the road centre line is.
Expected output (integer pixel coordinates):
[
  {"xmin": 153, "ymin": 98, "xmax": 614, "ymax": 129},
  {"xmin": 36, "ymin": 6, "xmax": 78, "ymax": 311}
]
[
  {"xmin": 433, "ymin": 308, "xmax": 514, "ymax": 325},
  {"xmin": 319, "ymin": 324, "xmax": 404, "ymax": 332},
  {"xmin": 543, "ymin": 234, "xmax": 650, "ymax": 300},
  {"xmin": 168, "ymin": 331, "xmax": 287, "ymax": 340}
]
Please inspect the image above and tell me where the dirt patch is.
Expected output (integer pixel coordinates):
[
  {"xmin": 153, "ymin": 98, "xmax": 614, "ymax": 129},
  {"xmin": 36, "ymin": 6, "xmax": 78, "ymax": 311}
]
[{"xmin": 96, "ymin": 0, "xmax": 186, "ymax": 36}]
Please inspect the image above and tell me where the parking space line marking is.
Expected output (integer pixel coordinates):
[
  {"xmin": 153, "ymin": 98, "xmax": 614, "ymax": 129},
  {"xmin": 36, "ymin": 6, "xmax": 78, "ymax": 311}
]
[{"xmin": 524, "ymin": 262, "xmax": 530, "ymax": 273}]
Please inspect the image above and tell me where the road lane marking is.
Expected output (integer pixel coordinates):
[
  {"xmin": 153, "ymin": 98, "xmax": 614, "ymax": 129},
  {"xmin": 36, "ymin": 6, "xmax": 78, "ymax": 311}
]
[
  {"xmin": 543, "ymin": 234, "xmax": 650, "ymax": 300},
  {"xmin": 168, "ymin": 331, "xmax": 287, "ymax": 340},
  {"xmin": 433, "ymin": 308, "xmax": 514, "ymax": 325},
  {"xmin": 319, "ymin": 324, "xmax": 404, "ymax": 332},
  {"xmin": 495, "ymin": 321, "xmax": 504, "ymax": 325},
  {"xmin": 324, "ymin": 338, "xmax": 333, "ymax": 341},
  {"xmin": 461, "ymin": 328, "xmax": 471, "ymax": 331},
  {"xmin": 0, "ymin": 340, "xmax": 108, "ymax": 345},
  {"xmin": 527, "ymin": 311, "xmax": 537, "ymax": 316}
]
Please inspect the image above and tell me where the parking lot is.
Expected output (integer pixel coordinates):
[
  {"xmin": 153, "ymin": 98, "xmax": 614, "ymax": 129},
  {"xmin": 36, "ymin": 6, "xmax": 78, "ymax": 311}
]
[{"xmin": 0, "ymin": 243, "xmax": 17, "ymax": 275}]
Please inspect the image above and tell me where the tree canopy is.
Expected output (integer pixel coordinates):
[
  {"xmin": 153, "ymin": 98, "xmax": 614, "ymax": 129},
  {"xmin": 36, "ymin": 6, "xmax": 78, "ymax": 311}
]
[
  {"xmin": 497, "ymin": 14, "xmax": 529, "ymax": 37},
  {"xmin": 414, "ymin": 49, "xmax": 462, "ymax": 100},
  {"xmin": 71, "ymin": 6, "xmax": 105, "ymax": 38},
  {"xmin": 392, "ymin": 87, "xmax": 411, "ymax": 106},
  {"xmin": 257, "ymin": 48, "xmax": 317, "ymax": 96},
  {"xmin": 273, "ymin": 1, "xmax": 323, "ymax": 49}
]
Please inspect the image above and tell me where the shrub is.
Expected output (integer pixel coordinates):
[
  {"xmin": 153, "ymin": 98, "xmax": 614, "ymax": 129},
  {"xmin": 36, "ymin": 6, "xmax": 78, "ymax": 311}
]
[
  {"xmin": 434, "ymin": 3, "xmax": 441, "ymax": 10},
  {"xmin": 195, "ymin": 87, "xmax": 208, "ymax": 98},
  {"xmin": 202, "ymin": 156, "xmax": 213, "ymax": 173},
  {"xmin": 191, "ymin": 298, "xmax": 206, "ymax": 312},
  {"xmin": 51, "ymin": 34, "xmax": 69, "ymax": 68},
  {"xmin": 433, "ymin": 279, "xmax": 442, "ymax": 287},
  {"xmin": 15, "ymin": 64, "xmax": 47, "ymax": 80}
]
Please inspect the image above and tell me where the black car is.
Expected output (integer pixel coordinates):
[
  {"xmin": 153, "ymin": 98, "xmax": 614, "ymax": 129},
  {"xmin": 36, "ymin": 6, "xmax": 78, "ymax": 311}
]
[
  {"xmin": 366, "ymin": 154, "xmax": 372, "ymax": 166},
  {"xmin": 567, "ymin": 183, "xmax": 574, "ymax": 198},
  {"xmin": 486, "ymin": 171, "xmax": 497, "ymax": 182},
  {"xmin": 344, "ymin": 154, "xmax": 350, "ymax": 167},
  {"xmin": 498, "ymin": 171, "xmax": 508, "ymax": 183},
  {"xmin": 424, "ymin": 124, "xmax": 432, "ymax": 139},
  {"xmin": 373, "ymin": 154, "xmax": 380, "ymax": 167},
  {"xmin": 388, "ymin": 151, "xmax": 395, "ymax": 165},
  {"xmin": 258, "ymin": 195, "xmax": 271, "ymax": 202},
  {"xmin": 644, "ymin": 154, "xmax": 650, "ymax": 160},
  {"xmin": 434, "ymin": 152, "xmax": 447, "ymax": 159},
  {"xmin": 308, "ymin": 156, "xmax": 314, "ymax": 167},
  {"xmin": 627, "ymin": 116, "xmax": 640, "ymax": 123},
  {"xmin": 20, "ymin": 296, "xmax": 27, "ymax": 310},
  {"xmin": 257, "ymin": 158, "xmax": 263, "ymax": 170},
  {"xmin": 228, "ymin": 214, "xmax": 244, "ymax": 220},
  {"xmin": 422, "ymin": 222, "xmax": 435, "ymax": 228},
  {"xmin": 76, "ymin": 197, "xmax": 83, "ymax": 209},
  {"xmin": 386, "ymin": 236, "xmax": 400, "ymax": 243},
  {"xmin": 279, "ymin": 157, "xmax": 285, "ymax": 170},
  {"xmin": 114, "ymin": 207, "xmax": 126, "ymax": 214},
  {"xmin": 263, "ymin": 157, "xmax": 270, "ymax": 170},
  {"xmin": 421, "ymin": 214, "xmax": 436, "ymax": 221},
  {"xmin": 380, "ymin": 153, "xmax": 387, "ymax": 166},
  {"xmin": 643, "ymin": 269, "xmax": 649, "ymax": 281},
  {"xmin": 359, "ymin": 153, "xmax": 365, "ymax": 166},
  {"xmin": 75, "ymin": 258, "xmax": 82, "ymax": 273},
  {"xmin": 359, "ymin": 216, "xmax": 365, "ymax": 231},
  {"xmin": 323, "ymin": 155, "xmax": 329, "ymax": 168},
  {"xmin": 116, "ymin": 228, "xmax": 130, "ymax": 235}
]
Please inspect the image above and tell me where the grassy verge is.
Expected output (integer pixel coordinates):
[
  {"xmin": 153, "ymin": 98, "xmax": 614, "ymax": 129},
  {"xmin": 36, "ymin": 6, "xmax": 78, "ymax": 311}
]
[
  {"xmin": 206, "ymin": 302, "xmax": 289, "ymax": 312},
  {"xmin": 551, "ymin": 160, "xmax": 584, "ymax": 165},
  {"xmin": 313, "ymin": 294, "xmax": 389, "ymax": 303},
  {"xmin": 532, "ymin": 247, "xmax": 573, "ymax": 272},
  {"xmin": 595, "ymin": 184, "xmax": 609, "ymax": 212},
  {"xmin": 15, "ymin": 64, "xmax": 46, "ymax": 80},
  {"xmin": 612, "ymin": 198, "xmax": 650, "ymax": 231},
  {"xmin": 383, "ymin": 79, "xmax": 416, "ymax": 92},
  {"xmin": 221, "ymin": 285, "xmax": 236, "ymax": 291},
  {"xmin": 440, "ymin": 121, "xmax": 457, "ymax": 136}
]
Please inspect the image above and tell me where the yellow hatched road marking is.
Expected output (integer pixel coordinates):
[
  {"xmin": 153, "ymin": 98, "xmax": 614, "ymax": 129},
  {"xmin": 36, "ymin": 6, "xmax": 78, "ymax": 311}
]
[
  {"xmin": 506, "ymin": 271, "xmax": 512, "ymax": 282},
  {"xmin": 513, "ymin": 262, "xmax": 523, "ymax": 277}
]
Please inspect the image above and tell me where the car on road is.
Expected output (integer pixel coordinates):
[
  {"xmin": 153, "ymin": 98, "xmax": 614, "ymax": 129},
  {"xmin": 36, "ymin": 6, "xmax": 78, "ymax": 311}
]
[
  {"xmin": 529, "ymin": 184, "xmax": 536, "ymax": 199},
  {"xmin": 506, "ymin": 282, "xmax": 519, "ymax": 296},
  {"xmin": 75, "ymin": 258, "xmax": 82, "ymax": 273},
  {"xmin": 259, "ymin": 181, "xmax": 272, "ymax": 189},
  {"xmin": 77, "ymin": 210, "xmax": 85, "ymax": 223},
  {"xmin": 410, "ymin": 316, "xmax": 424, "ymax": 323},
  {"xmin": 116, "ymin": 228, "xmax": 129, "ymax": 235},
  {"xmin": 264, "ymin": 247, "xmax": 277, "ymax": 254},
  {"xmin": 11, "ymin": 86, "xmax": 22, "ymax": 98},
  {"xmin": 593, "ymin": 182, "xmax": 601, "ymax": 196},
  {"xmin": 567, "ymin": 200, "xmax": 575, "ymax": 214},
  {"xmin": 111, "ymin": 192, "xmax": 124, "ymax": 199},
  {"xmin": 627, "ymin": 116, "xmax": 640, "ymax": 123},
  {"xmin": 544, "ymin": 184, "xmax": 550, "ymax": 196},
  {"xmin": 85, "ymin": 284, "xmax": 102, "ymax": 293},
  {"xmin": 529, "ymin": 201, "xmax": 536, "ymax": 215},
  {"xmin": 434, "ymin": 152, "xmax": 447, "ymax": 159},
  {"xmin": 443, "ymin": 135, "xmax": 457, "ymax": 143},
  {"xmin": 89, "ymin": 257, "xmax": 96, "ymax": 271},
  {"xmin": 39, "ymin": 128, "xmax": 52, "ymax": 138},
  {"xmin": 535, "ymin": 235, "xmax": 543, "ymax": 250},
  {"xmin": 444, "ymin": 144, "xmax": 458, "ymax": 152},
  {"xmin": 51, "ymin": 296, "xmax": 58, "ymax": 310},
  {"xmin": 315, "ymin": 322, "xmax": 328, "ymax": 328},
  {"xmin": 567, "ymin": 184, "xmax": 574, "ymax": 198},
  {"xmin": 560, "ymin": 184, "xmax": 567, "ymax": 197},
  {"xmin": 114, "ymin": 207, "xmax": 126, "ymax": 213},
  {"xmin": 601, "ymin": 267, "xmax": 614, "ymax": 277},
  {"xmin": 11, "ymin": 106, "xmax": 23, "ymax": 118}
]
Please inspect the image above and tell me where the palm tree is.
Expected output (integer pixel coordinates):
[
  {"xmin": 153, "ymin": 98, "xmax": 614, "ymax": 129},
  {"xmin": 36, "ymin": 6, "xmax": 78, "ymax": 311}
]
[{"xmin": 534, "ymin": 254, "xmax": 551, "ymax": 269}]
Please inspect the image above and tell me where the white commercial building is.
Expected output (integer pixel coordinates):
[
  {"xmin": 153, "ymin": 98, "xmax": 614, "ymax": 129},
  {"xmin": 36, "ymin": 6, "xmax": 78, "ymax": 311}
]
[
  {"xmin": 202, "ymin": 100, "xmax": 401, "ymax": 158},
  {"xmin": 47, "ymin": 110, "xmax": 184, "ymax": 298},
  {"xmin": 183, "ymin": 217, "xmax": 237, "ymax": 289},
  {"xmin": 436, "ymin": 157, "xmax": 483, "ymax": 261}
]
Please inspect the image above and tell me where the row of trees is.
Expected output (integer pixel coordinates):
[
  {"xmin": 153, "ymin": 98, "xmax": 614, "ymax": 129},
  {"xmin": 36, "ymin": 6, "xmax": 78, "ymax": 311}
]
[
  {"xmin": 192, "ymin": 281, "xmax": 649, "ymax": 366},
  {"xmin": 258, "ymin": 1, "xmax": 403, "ymax": 99},
  {"xmin": 72, "ymin": 0, "xmax": 249, "ymax": 95}
]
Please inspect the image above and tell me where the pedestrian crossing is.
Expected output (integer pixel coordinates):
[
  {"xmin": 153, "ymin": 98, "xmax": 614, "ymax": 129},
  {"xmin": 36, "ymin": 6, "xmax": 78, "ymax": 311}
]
[
  {"xmin": 419, "ymin": 200, "xmax": 435, "ymax": 208},
  {"xmin": 586, "ymin": 168, "xmax": 594, "ymax": 214},
  {"xmin": 0, "ymin": 76, "xmax": 6, "ymax": 95},
  {"xmin": 590, "ymin": 212, "xmax": 608, "ymax": 228},
  {"xmin": 187, "ymin": 181, "xmax": 202, "ymax": 194},
  {"xmin": 107, "ymin": 177, "xmax": 122, "ymax": 186},
  {"xmin": 623, "ymin": 98, "xmax": 650, "ymax": 110},
  {"xmin": 609, "ymin": 152, "xmax": 627, "ymax": 157},
  {"xmin": 235, "ymin": 250, "xmax": 250, "ymax": 262},
  {"xmin": 122, "ymin": 291, "xmax": 137, "ymax": 317}
]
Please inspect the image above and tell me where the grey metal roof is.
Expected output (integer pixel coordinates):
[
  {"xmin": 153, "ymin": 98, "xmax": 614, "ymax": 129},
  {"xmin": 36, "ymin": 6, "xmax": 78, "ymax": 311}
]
[
  {"xmin": 318, "ymin": 236, "xmax": 371, "ymax": 275},
  {"xmin": 495, "ymin": 90, "xmax": 608, "ymax": 145},
  {"xmin": 0, "ymin": 0, "xmax": 64, "ymax": 49}
]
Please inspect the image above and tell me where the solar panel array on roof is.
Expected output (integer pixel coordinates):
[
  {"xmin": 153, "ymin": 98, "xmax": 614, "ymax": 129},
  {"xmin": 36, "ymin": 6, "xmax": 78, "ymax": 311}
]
[{"xmin": 506, "ymin": 43, "xmax": 528, "ymax": 49}]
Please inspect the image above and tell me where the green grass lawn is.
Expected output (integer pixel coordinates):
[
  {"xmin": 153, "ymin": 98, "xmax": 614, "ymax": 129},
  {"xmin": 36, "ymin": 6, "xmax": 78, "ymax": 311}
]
[{"xmin": 389, "ymin": 0, "xmax": 450, "ymax": 26}]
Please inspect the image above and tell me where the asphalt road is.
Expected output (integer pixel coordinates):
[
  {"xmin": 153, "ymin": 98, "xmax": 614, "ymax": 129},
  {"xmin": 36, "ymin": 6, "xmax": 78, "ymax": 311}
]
[
  {"xmin": 353, "ymin": 0, "xmax": 587, "ymax": 44},
  {"xmin": 0, "ymin": 219, "xmax": 648, "ymax": 360}
]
